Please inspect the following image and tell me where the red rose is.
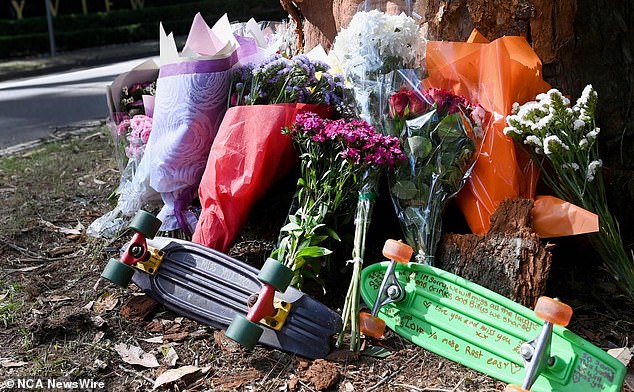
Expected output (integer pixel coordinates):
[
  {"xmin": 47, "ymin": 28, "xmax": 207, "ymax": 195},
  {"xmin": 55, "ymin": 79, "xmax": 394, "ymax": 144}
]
[
  {"xmin": 406, "ymin": 90, "xmax": 429, "ymax": 116},
  {"xmin": 389, "ymin": 91, "xmax": 410, "ymax": 118}
]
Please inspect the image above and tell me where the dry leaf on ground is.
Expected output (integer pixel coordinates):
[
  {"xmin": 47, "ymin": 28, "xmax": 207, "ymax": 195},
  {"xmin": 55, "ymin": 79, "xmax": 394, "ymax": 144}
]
[
  {"xmin": 153, "ymin": 365, "xmax": 202, "ymax": 389},
  {"xmin": 114, "ymin": 343, "xmax": 160, "ymax": 368}
]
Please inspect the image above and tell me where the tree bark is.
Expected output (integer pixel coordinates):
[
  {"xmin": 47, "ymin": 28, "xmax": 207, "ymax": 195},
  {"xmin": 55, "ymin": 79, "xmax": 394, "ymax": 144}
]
[{"xmin": 437, "ymin": 199, "xmax": 552, "ymax": 307}]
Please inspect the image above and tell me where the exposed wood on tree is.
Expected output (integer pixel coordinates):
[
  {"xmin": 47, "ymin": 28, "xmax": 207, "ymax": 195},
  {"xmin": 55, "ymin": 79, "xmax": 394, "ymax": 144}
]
[{"xmin": 437, "ymin": 199, "xmax": 552, "ymax": 307}]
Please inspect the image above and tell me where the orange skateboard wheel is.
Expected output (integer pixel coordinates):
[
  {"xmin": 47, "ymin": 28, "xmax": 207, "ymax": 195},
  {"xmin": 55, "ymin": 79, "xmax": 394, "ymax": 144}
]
[
  {"xmin": 360, "ymin": 312, "xmax": 386, "ymax": 339},
  {"xmin": 534, "ymin": 296, "xmax": 573, "ymax": 327},
  {"xmin": 382, "ymin": 240, "xmax": 413, "ymax": 264},
  {"xmin": 504, "ymin": 385, "xmax": 530, "ymax": 392}
]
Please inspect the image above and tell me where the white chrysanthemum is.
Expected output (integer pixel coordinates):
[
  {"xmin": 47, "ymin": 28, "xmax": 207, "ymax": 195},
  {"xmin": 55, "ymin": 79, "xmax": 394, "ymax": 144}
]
[
  {"xmin": 331, "ymin": 10, "xmax": 421, "ymax": 78},
  {"xmin": 524, "ymin": 135, "xmax": 542, "ymax": 147},
  {"xmin": 586, "ymin": 159, "xmax": 603, "ymax": 181},
  {"xmin": 586, "ymin": 127, "xmax": 600, "ymax": 139},
  {"xmin": 562, "ymin": 162, "xmax": 580, "ymax": 171},
  {"xmin": 543, "ymin": 135, "xmax": 570, "ymax": 155},
  {"xmin": 573, "ymin": 119, "xmax": 586, "ymax": 131}
]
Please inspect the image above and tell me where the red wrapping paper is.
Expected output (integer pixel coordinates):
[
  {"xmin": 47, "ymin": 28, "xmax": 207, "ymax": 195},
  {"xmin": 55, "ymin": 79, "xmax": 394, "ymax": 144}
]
[{"xmin": 192, "ymin": 103, "xmax": 331, "ymax": 252}]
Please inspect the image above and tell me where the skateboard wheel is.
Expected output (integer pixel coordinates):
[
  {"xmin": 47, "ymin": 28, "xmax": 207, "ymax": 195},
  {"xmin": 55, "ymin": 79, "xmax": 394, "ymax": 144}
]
[
  {"xmin": 225, "ymin": 314, "xmax": 263, "ymax": 349},
  {"xmin": 504, "ymin": 385, "xmax": 529, "ymax": 392},
  {"xmin": 534, "ymin": 296, "xmax": 573, "ymax": 327},
  {"xmin": 101, "ymin": 258, "xmax": 135, "ymax": 288},
  {"xmin": 129, "ymin": 210, "xmax": 162, "ymax": 239},
  {"xmin": 360, "ymin": 312, "xmax": 386, "ymax": 339},
  {"xmin": 382, "ymin": 240, "xmax": 414, "ymax": 264},
  {"xmin": 258, "ymin": 258, "xmax": 294, "ymax": 292}
]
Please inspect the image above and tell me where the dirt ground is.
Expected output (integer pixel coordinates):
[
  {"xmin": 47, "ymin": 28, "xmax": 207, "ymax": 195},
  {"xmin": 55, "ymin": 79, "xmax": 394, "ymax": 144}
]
[{"xmin": 0, "ymin": 128, "xmax": 633, "ymax": 391}]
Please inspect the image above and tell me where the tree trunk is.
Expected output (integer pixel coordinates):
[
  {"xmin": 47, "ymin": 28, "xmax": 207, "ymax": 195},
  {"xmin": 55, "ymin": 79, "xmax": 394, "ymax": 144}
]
[
  {"xmin": 290, "ymin": 0, "xmax": 634, "ymax": 300},
  {"xmin": 437, "ymin": 199, "xmax": 552, "ymax": 307}
]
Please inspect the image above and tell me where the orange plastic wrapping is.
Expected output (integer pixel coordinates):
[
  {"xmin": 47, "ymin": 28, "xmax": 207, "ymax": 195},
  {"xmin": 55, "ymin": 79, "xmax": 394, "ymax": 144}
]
[
  {"xmin": 192, "ymin": 103, "xmax": 330, "ymax": 252},
  {"xmin": 424, "ymin": 31, "xmax": 598, "ymax": 237}
]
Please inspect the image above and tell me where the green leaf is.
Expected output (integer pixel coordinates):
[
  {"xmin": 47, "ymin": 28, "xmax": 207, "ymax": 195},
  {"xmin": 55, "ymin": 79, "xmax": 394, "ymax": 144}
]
[
  {"xmin": 408, "ymin": 136, "xmax": 433, "ymax": 159},
  {"xmin": 436, "ymin": 115, "xmax": 464, "ymax": 141},
  {"xmin": 323, "ymin": 226, "xmax": 341, "ymax": 241},
  {"xmin": 309, "ymin": 235, "xmax": 330, "ymax": 245},
  {"xmin": 280, "ymin": 221, "xmax": 301, "ymax": 233},
  {"xmin": 296, "ymin": 246, "xmax": 332, "ymax": 259},
  {"xmin": 391, "ymin": 180, "xmax": 418, "ymax": 200}
]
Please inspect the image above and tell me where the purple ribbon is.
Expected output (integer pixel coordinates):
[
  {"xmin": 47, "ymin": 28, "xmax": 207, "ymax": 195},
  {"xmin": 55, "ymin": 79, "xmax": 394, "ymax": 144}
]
[{"xmin": 159, "ymin": 51, "xmax": 239, "ymax": 78}]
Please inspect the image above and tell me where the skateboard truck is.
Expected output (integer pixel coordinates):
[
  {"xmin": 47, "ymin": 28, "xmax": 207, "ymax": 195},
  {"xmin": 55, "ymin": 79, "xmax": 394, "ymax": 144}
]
[
  {"xmin": 505, "ymin": 297, "xmax": 573, "ymax": 392},
  {"xmin": 360, "ymin": 240, "xmax": 414, "ymax": 339},
  {"xmin": 101, "ymin": 210, "xmax": 163, "ymax": 287},
  {"xmin": 225, "ymin": 258, "xmax": 295, "ymax": 349}
]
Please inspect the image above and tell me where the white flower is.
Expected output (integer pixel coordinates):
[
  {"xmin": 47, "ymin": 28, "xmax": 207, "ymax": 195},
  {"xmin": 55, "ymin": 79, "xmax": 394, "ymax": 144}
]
[
  {"xmin": 573, "ymin": 119, "xmax": 586, "ymax": 131},
  {"xmin": 511, "ymin": 102, "xmax": 520, "ymax": 114},
  {"xmin": 586, "ymin": 159, "xmax": 603, "ymax": 181},
  {"xmin": 536, "ymin": 112, "xmax": 554, "ymax": 129},
  {"xmin": 524, "ymin": 135, "xmax": 542, "ymax": 147},
  {"xmin": 579, "ymin": 138, "xmax": 589, "ymax": 148},
  {"xmin": 576, "ymin": 84, "xmax": 594, "ymax": 108},
  {"xmin": 331, "ymin": 10, "xmax": 421, "ymax": 78},
  {"xmin": 561, "ymin": 162, "xmax": 580, "ymax": 171},
  {"xmin": 586, "ymin": 127, "xmax": 600, "ymax": 139},
  {"xmin": 470, "ymin": 105, "xmax": 486, "ymax": 127},
  {"xmin": 503, "ymin": 126, "xmax": 520, "ymax": 136},
  {"xmin": 543, "ymin": 135, "xmax": 570, "ymax": 155}
]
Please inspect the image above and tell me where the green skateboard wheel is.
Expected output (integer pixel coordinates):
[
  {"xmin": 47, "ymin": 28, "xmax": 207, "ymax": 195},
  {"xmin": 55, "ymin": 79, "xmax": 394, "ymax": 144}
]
[
  {"xmin": 101, "ymin": 258, "xmax": 135, "ymax": 287},
  {"xmin": 225, "ymin": 314, "xmax": 263, "ymax": 349},
  {"xmin": 129, "ymin": 210, "xmax": 162, "ymax": 239},
  {"xmin": 258, "ymin": 258, "xmax": 294, "ymax": 292}
]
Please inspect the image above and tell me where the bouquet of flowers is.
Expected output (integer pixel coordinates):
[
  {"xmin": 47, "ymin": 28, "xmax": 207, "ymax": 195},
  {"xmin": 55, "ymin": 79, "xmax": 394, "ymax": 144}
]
[
  {"xmin": 192, "ymin": 53, "xmax": 346, "ymax": 252},
  {"xmin": 87, "ymin": 112, "xmax": 158, "ymax": 238},
  {"xmin": 119, "ymin": 81, "xmax": 156, "ymax": 118},
  {"xmin": 329, "ymin": 5, "xmax": 422, "ymax": 350},
  {"xmin": 116, "ymin": 115, "xmax": 153, "ymax": 160},
  {"xmin": 330, "ymin": 8, "xmax": 422, "ymax": 126},
  {"xmin": 504, "ymin": 86, "xmax": 634, "ymax": 302},
  {"xmin": 385, "ymin": 70, "xmax": 486, "ymax": 264},
  {"xmin": 271, "ymin": 112, "xmax": 404, "ymax": 289}
]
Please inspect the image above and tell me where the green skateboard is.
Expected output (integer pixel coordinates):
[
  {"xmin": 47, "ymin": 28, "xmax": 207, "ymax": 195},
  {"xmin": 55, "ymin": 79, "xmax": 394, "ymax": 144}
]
[{"xmin": 360, "ymin": 241, "xmax": 626, "ymax": 392}]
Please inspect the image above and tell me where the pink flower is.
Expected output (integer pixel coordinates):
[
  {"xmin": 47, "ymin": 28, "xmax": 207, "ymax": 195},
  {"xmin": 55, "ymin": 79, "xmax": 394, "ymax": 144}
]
[{"xmin": 117, "ymin": 118, "xmax": 131, "ymax": 136}]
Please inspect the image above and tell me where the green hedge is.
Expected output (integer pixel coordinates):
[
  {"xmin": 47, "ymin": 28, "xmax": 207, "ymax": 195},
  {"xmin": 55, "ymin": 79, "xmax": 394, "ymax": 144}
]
[{"xmin": 0, "ymin": 0, "xmax": 285, "ymax": 58}]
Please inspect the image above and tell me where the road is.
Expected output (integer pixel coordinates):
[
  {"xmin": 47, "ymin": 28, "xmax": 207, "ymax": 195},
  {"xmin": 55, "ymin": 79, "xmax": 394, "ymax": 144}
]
[{"xmin": 0, "ymin": 58, "xmax": 154, "ymax": 148}]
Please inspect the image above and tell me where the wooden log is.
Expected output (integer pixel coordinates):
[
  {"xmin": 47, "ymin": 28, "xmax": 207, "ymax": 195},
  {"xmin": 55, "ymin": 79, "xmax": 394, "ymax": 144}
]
[{"xmin": 437, "ymin": 198, "xmax": 552, "ymax": 307}]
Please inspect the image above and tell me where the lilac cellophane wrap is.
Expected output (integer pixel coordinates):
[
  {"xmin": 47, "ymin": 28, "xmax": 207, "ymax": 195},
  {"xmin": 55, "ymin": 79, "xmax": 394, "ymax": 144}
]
[{"xmin": 146, "ymin": 56, "xmax": 237, "ymax": 234}]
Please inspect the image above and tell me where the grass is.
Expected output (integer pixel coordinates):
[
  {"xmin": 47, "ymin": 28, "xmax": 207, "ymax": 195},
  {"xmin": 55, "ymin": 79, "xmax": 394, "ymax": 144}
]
[
  {"xmin": 0, "ymin": 283, "xmax": 24, "ymax": 328},
  {"xmin": 0, "ymin": 128, "xmax": 117, "ymax": 235}
]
